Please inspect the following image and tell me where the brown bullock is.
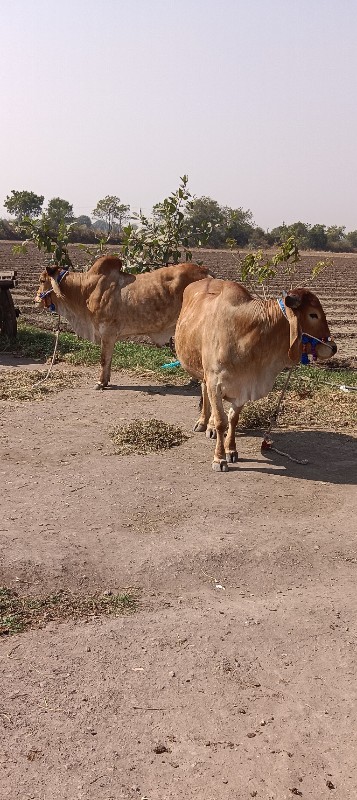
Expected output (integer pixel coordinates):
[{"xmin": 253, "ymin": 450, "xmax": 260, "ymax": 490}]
[
  {"xmin": 175, "ymin": 278, "xmax": 337, "ymax": 471},
  {"xmin": 35, "ymin": 256, "xmax": 208, "ymax": 388}
]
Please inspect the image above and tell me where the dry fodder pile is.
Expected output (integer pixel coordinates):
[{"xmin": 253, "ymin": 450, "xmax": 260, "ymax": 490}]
[
  {"xmin": 0, "ymin": 369, "xmax": 80, "ymax": 402},
  {"xmin": 110, "ymin": 418, "xmax": 188, "ymax": 455}
]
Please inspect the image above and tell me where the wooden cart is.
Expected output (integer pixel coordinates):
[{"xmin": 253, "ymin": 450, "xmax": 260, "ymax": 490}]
[{"xmin": 0, "ymin": 270, "xmax": 19, "ymax": 338}]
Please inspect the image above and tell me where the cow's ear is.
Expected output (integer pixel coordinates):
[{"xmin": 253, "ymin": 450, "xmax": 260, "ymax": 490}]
[
  {"xmin": 285, "ymin": 292, "xmax": 301, "ymax": 309},
  {"xmin": 46, "ymin": 264, "xmax": 58, "ymax": 277},
  {"xmin": 285, "ymin": 306, "xmax": 302, "ymax": 364}
]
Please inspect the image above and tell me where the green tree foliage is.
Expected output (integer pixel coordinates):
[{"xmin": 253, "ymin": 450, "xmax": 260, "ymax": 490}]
[
  {"xmin": 346, "ymin": 230, "xmax": 357, "ymax": 249},
  {"xmin": 224, "ymin": 206, "xmax": 255, "ymax": 246},
  {"xmin": 325, "ymin": 225, "xmax": 348, "ymax": 252},
  {"xmin": 239, "ymin": 235, "xmax": 331, "ymax": 297},
  {"xmin": 92, "ymin": 196, "xmax": 130, "ymax": 237},
  {"xmin": 186, "ymin": 197, "xmax": 255, "ymax": 248},
  {"xmin": 4, "ymin": 190, "xmax": 44, "ymax": 223},
  {"xmin": 268, "ymin": 222, "xmax": 309, "ymax": 247},
  {"xmin": 0, "ymin": 219, "xmax": 20, "ymax": 240},
  {"xmin": 76, "ymin": 215, "xmax": 92, "ymax": 227},
  {"xmin": 306, "ymin": 224, "xmax": 328, "ymax": 250},
  {"xmin": 185, "ymin": 197, "xmax": 226, "ymax": 247},
  {"xmin": 44, "ymin": 197, "xmax": 74, "ymax": 236},
  {"xmin": 121, "ymin": 176, "xmax": 211, "ymax": 272},
  {"xmin": 14, "ymin": 217, "xmax": 74, "ymax": 270}
]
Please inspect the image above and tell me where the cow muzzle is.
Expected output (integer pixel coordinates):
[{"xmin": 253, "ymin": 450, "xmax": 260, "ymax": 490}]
[
  {"xmin": 302, "ymin": 334, "xmax": 337, "ymax": 363},
  {"xmin": 35, "ymin": 290, "xmax": 56, "ymax": 312}
]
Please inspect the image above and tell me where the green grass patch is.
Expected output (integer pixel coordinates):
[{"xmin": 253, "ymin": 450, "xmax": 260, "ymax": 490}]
[
  {"xmin": 275, "ymin": 364, "xmax": 357, "ymax": 392},
  {"xmin": 0, "ymin": 586, "xmax": 137, "ymax": 635},
  {"xmin": 1, "ymin": 323, "xmax": 356, "ymax": 388},
  {"xmin": 1, "ymin": 324, "xmax": 356, "ymax": 429},
  {"xmin": 0, "ymin": 323, "xmax": 186, "ymax": 380}
]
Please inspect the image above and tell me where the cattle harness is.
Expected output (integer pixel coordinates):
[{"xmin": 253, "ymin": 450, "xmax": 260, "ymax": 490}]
[
  {"xmin": 39, "ymin": 268, "xmax": 69, "ymax": 312},
  {"xmin": 276, "ymin": 296, "xmax": 336, "ymax": 364}
]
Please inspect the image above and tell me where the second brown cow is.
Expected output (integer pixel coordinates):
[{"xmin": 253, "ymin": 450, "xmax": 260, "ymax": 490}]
[
  {"xmin": 175, "ymin": 277, "xmax": 337, "ymax": 471},
  {"xmin": 36, "ymin": 256, "xmax": 208, "ymax": 388}
]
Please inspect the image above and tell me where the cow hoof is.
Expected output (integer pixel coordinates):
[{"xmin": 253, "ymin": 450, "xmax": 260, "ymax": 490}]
[
  {"xmin": 95, "ymin": 382, "xmax": 105, "ymax": 390},
  {"xmin": 226, "ymin": 450, "xmax": 238, "ymax": 463},
  {"xmin": 193, "ymin": 421, "xmax": 206, "ymax": 432},
  {"xmin": 206, "ymin": 428, "xmax": 217, "ymax": 440},
  {"xmin": 212, "ymin": 459, "xmax": 229, "ymax": 472}
]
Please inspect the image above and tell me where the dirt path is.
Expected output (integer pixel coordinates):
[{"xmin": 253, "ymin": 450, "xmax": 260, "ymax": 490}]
[{"xmin": 1, "ymin": 364, "xmax": 357, "ymax": 799}]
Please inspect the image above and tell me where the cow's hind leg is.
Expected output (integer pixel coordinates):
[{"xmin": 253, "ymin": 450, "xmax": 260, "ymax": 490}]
[
  {"xmin": 96, "ymin": 335, "xmax": 116, "ymax": 389},
  {"xmin": 206, "ymin": 381, "xmax": 229, "ymax": 472},
  {"xmin": 193, "ymin": 382, "xmax": 211, "ymax": 432},
  {"xmin": 225, "ymin": 403, "xmax": 243, "ymax": 463}
]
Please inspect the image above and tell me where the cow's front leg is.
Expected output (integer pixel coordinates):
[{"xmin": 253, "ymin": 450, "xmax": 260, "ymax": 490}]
[
  {"xmin": 206, "ymin": 381, "xmax": 229, "ymax": 472},
  {"xmin": 225, "ymin": 403, "xmax": 243, "ymax": 463},
  {"xmin": 96, "ymin": 335, "xmax": 116, "ymax": 389},
  {"xmin": 206, "ymin": 412, "xmax": 217, "ymax": 439},
  {"xmin": 193, "ymin": 382, "xmax": 211, "ymax": 432}
]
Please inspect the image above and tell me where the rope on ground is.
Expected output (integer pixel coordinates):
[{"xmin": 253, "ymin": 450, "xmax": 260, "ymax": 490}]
[
  {"xmin": 31, "ymin": 317, "xmax": 61, "ymax": 389},
  {"xmin": 261, "ymin": 366, "xmax": 309, "ymax": 465}
]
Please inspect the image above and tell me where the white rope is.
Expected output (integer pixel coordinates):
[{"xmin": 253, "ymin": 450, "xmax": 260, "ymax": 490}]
[
  {"xmin": 31, "ymin": 316, "xmax": 61, "ymax": 389},
  {"xmin": 262, "ymin": 366, "xmax": 309, "ymax": 465}
]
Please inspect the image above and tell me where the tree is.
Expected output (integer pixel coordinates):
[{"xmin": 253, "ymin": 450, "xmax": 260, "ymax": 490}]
[
  {"xmin": 186, "ymin": 198, "xmax": 255, "ymax": 248},
  {"xmin": 325, "ymin": 225, "xmax": 348, "ymax": 251},
  {"xmin": 92, "ymin": 196, "xmax": 130, "ymax": 237},
  {"xmin": 121, "ymin": 176, "xmax": 211, "ymax": 272},
  {"xmin": 306, "ymin": 224, "xmax": 328, "ymax": 251},
  {"xmin": 44, "ymin": 197, "xmax": 74, "ymax": 235},
  {"xmin": 76, "ymin": 215, "xmax": 92, "ymax": 227},
  {"xmin": 4, "ymin": 190, "xmax": 44, "ymax": 223},
  {"xmin": 224, "ymin": 206, "xmax": 254, "ymax": 246},
  {"xmin": 346, "ymin": 230, "xmax": 357, "ymax": 250},
  {"xmin": 186, "ymin": 197, "xmax": 226, "ymax": 247},
  {"xmin": 286, "ymin": 222, "xmax": 310, "ymax": 250},
  {"xmin": 247, "ymin": 226, "xmax": 270, "ymax": 248}
]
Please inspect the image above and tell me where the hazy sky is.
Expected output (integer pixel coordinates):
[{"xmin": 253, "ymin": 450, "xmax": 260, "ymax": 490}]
[{"xmin": 1, "ymin": 0, "xmax": 357, "ymax": 230}]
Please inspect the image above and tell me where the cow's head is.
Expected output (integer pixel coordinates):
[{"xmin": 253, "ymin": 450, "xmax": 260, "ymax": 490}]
[
  {"xmin": 284, "ymin": 289, "xmax": 337, "ymax": 364},
  {"xmin": 34, "ymin": 270, "xmax": 56, "ymax": 310}
]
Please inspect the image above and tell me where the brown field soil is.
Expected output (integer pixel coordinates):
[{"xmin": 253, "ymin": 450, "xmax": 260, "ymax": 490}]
[{"xmin": 0, "ymin": 242, "xmax": 357, "ymax": 799}]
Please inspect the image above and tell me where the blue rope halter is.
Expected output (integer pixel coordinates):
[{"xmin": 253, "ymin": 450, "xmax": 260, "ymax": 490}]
[{"xmin": 39, "ymin": 269, "xmax": 69, "ymax": 313}]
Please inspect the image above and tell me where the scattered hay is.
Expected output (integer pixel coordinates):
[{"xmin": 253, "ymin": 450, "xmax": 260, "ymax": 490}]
[
  {"xmin": 240, "ymin": 395, "xmax": 280, "ymax": 429},
  {"xmin": 110, "ymin": 417, "xmax": 188, "ymax": 455},
  {"xmin": 0, "ymin": 586, "xmax": 137, "ymax": 635},
  {"xmin": 239, "ymin": 389, "xmax": 357, "ymax": 430},
  {"xmin": 0, "ymin": 369, "xmax": 80, "ymax": 402}
]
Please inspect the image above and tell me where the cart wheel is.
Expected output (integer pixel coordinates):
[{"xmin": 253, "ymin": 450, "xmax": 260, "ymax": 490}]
[{"xmin": 0, "ymin": 288, "xmax": 18, "ymax": 337}]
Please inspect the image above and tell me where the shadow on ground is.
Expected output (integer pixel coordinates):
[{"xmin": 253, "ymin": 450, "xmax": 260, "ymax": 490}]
[{"xmin": 230, "ymin": 428, "xmax": 357, "ymax": 486}]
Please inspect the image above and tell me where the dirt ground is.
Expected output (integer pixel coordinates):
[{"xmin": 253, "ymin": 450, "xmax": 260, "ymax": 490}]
[{"xmin": 1, "ymin": 360, "xmax": 357, "ymax": 799}]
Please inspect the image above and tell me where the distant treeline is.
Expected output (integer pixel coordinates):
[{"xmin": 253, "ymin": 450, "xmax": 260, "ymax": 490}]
[{"xmin": 1, "ymin": 189, "xmax": 357, "ymax": 252}]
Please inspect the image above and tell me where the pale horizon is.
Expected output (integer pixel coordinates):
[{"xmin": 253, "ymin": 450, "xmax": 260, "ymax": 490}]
[{"xmin": 1, "ymin": 0, "xmax": 357, "ymax": 232}]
